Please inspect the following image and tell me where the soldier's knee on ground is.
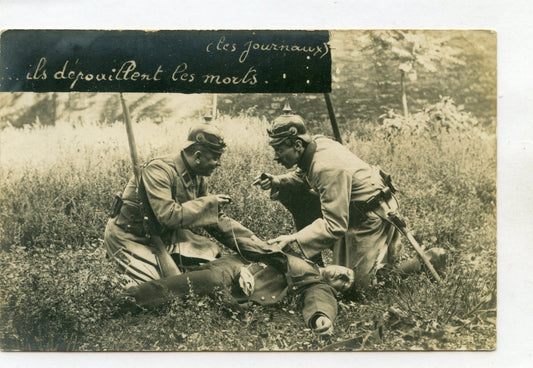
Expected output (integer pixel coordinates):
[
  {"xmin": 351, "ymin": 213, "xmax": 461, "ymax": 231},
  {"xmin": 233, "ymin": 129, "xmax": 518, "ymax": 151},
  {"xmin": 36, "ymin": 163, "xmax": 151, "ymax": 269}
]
[
  {"xmin": 394, "ymin": 247, "xmax": 448, "ymax": 275},
  {"xmin": 426, "ymin": 247, "xmax": 447, "ymax": 271}
]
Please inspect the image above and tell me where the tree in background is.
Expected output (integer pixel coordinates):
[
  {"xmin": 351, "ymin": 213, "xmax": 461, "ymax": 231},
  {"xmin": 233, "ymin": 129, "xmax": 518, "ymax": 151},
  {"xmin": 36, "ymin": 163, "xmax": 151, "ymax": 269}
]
[{"xmin": 361, "ymin": 30, "xmax": 465, "ymax": 117}]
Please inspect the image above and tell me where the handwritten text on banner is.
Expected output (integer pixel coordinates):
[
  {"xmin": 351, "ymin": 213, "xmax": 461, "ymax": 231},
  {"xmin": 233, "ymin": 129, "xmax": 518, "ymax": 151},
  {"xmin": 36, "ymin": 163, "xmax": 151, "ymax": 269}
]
[{"xmin": 0, "ymin": 30, "xmax": 331, "ymax": 93}]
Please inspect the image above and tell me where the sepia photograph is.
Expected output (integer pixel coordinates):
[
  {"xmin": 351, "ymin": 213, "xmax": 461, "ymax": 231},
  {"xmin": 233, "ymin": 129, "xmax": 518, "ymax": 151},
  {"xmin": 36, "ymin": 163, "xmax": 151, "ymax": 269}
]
[{"xmin": 0, "ymin": 29, "xmax": 497, "ymax": 352}]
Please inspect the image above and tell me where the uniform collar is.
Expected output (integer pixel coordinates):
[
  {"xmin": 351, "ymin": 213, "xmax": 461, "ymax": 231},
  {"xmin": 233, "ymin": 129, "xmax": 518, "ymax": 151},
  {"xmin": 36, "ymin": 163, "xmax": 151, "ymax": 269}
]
[
  {"xmin": 297, "ymin": 138, "xmax": 317, "ymax": 173},
  {"xmin": 175, "ymin": 151, "xmax": 197, "ymax": 187}
]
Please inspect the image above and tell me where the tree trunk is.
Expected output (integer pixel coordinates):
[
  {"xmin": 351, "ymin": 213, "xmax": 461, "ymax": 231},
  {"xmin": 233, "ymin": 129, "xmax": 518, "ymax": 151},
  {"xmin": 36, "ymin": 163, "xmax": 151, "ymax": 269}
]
[
  {"xmin": 212, "ymin": 94, "xmax": 218, "ymax": 120},
  {"xmin": 371, "ymin": 48, "xmax": 382, "ymax": 113},
  {"xmin": 400, "ymin": 70, "xmax": 408, "ymax": 118}
]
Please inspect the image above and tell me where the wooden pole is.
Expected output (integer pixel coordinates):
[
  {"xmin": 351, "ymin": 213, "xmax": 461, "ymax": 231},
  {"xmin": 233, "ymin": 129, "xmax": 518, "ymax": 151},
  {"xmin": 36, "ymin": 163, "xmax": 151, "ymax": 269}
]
[
  {"xmin": 323, "ymin": 93, "xmax": 342, "ymax": 144},
  {"xmin": 400, "ymin": 70, "xmax": 408, "ymax": 118},
  {"xmin": 119, "ymin": 93, "xmax": 181, "ymax": 277}
]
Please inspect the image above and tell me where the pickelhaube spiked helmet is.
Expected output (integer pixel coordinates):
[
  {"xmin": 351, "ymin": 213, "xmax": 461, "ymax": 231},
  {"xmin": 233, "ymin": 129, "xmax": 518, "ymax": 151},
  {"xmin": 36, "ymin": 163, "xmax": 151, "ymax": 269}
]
[
  {"xmin": 183, "ymin": 123, "xmax": 226, "ymax": 154},
  {"xmin": 267, "ymin": 101, "xmax": 311, "ymax": 146}
]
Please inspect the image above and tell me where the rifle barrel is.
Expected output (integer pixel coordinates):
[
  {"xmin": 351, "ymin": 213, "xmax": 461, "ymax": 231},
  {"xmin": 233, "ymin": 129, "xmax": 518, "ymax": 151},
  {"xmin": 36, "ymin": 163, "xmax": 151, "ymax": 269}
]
[
  {"xmin": 120, "ymin": 93, "xmax": 141, "ymax": 182},
  {"xmin": 119, "ymin": 93, "xmax": 181, "ymax": 277}
]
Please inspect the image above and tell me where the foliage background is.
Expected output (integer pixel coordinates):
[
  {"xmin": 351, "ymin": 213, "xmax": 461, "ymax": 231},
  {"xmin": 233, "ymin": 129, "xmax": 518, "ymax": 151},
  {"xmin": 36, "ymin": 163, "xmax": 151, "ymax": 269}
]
[{"xmin": 0, "ymin": 30, "xmax": 496, "ymax": 351}]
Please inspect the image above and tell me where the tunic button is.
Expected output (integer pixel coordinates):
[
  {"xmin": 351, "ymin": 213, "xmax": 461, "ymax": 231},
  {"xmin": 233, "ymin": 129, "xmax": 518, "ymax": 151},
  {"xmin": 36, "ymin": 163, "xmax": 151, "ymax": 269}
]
[
  {"xmin": 271, "ymin": 295, "xmax": 276, "ymax": 299},
  {"xmin": 260, "ymin": 296, "xmax": 265, "ymax": 301},
  {"xmin": 292, "ymin": 286, "xmax": 298, "ymax": 291}
]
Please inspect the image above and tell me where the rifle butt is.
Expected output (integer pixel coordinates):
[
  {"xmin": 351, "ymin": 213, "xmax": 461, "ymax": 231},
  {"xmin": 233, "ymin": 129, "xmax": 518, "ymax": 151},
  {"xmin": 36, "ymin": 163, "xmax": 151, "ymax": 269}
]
[{"xmin": 152, "ymin": 235, "xmax": 182, "ymax": 277}]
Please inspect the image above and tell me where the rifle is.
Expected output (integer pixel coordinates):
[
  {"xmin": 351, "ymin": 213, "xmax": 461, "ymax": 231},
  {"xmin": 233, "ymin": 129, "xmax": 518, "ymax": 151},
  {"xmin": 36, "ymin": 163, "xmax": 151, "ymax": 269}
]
[
  {"xmin": 383, "ymin": 208, "xmax": 442, "ymax": 282},
  {"xmin": 119, "ymin": 93, "xmax": 181, "ymax": 277},
  {"xmin": 369, "ymin": 173, "xmax": 441, "ymax": 282}
]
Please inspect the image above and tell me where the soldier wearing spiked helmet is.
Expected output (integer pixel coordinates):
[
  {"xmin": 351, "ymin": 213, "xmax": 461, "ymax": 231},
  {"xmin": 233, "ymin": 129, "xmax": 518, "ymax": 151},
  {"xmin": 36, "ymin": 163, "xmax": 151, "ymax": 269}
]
[{"xmin": 257, "ymin": 102, "xmax": 402, "ymax": 285}]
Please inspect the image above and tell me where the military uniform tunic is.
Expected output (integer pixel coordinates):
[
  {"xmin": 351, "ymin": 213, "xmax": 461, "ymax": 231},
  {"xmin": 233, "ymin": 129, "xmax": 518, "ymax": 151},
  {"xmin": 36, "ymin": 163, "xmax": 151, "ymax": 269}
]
[
  {"xmin": 104, "ymin": 151, "xmax": 254, "ymax": 284},
  {"xmin": 272, "ymin": 136, "xmax": 400, "ymax": 287}
]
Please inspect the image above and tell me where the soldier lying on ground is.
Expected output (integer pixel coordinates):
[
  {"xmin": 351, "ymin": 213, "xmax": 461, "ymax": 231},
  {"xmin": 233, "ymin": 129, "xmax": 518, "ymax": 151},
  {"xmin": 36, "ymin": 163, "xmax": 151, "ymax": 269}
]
[{"xmin": 125, "ymin": 236, "xmax": 447, "ymax": 335}]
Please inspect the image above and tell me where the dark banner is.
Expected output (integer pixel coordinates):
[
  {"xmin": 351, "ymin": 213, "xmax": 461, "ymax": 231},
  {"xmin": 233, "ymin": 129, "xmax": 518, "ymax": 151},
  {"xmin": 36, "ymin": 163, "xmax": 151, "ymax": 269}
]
[{"xmin": 0, "ymin": 30, "xmax": 331, "ymax": 93}]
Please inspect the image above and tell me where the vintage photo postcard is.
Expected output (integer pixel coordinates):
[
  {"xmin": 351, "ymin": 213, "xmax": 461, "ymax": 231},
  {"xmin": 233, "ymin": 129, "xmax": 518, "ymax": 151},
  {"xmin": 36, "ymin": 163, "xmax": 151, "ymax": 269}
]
[{"xmin": 0, "ymin": 29, "xmax": 496, "ymax": 352}]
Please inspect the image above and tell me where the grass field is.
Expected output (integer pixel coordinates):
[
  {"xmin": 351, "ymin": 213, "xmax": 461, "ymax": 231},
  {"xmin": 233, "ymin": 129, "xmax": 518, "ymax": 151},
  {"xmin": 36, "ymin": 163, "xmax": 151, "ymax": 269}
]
[{"xmin": 0, "ymin": 99, "xmax": 496, "ymax": 351}]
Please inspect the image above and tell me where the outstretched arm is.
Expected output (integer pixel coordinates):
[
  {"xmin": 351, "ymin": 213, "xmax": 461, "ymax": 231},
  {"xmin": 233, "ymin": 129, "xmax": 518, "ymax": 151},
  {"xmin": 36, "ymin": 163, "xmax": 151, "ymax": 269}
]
[
  {"xmin": 301, "ymin": 284, "xmax": 338, "ymax": 334},
  {"xmin": 289, "ymin": 168, "xmax": 352, "ymax": 259},
  {"xmin": 142, "ymin": 162, "xmax": 220, "ymax": 229},
  {"xmin": 203, "ymin": 215, "xmax": 256, "ymax": 253}
]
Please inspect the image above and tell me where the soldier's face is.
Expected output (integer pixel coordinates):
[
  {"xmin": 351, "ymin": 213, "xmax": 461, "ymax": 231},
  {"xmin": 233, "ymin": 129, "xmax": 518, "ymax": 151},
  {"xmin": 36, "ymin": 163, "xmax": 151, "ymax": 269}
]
[
  {"xmin": 195, "ymin": 150, "xmax": 222, "ymax": 176},
  {"xmin": 272, "ymin": 142, "xmax": 300, "ymax": 169},
  {"xmin": 321, "ymin": 265, "xmax": 355, "ymax": 293}
]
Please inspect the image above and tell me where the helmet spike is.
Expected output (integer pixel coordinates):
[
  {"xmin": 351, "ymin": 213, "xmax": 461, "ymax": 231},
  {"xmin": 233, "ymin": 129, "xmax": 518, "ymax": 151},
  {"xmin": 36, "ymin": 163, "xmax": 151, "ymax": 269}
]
[
  {"xmin": 282, "ymin": 99, "xmax": 292, "ymax": 114},
  {"xmin": 203, "ymin": 108, "xmax": 213, "ymax": 122}
]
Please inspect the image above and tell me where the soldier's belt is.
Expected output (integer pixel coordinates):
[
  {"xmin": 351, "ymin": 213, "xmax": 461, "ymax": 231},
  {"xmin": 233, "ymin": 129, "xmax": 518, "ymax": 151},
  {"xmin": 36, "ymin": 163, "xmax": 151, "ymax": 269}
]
[
  {"xmin": 115, "ymin": 200, "xmax": 146, "ymax": 237},
  {"xmin": 114, "ymin": 216, "xmax": 145, "ymax": 237},
  {"xmin": 351, "ymin": 187, "xmax": 394, "ymax": 215}
]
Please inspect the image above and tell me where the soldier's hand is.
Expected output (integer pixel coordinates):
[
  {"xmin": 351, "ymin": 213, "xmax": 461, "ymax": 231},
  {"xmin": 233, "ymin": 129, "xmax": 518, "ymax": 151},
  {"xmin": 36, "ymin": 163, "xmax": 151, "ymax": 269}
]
[
  {"xmin": 267, "ymin": 234, "xmax": 297, "ymax": 252},
  {"xmin": 215, "ymin": 194, "xmax": 232, "ymax": 207},
  {"xmin": 252, "ymin": 173, "xmax": 279, "ymax": 191},
  {"xmin": 312, "ymin": 316, "xmax": 333, "ymax": 335}
]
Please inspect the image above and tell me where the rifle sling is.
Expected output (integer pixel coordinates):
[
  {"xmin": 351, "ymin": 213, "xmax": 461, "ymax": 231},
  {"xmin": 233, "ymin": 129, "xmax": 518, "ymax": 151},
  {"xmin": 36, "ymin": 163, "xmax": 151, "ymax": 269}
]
[{"xmin": 137, "ymin": 170, "xmax": 164, "ymax": 237}]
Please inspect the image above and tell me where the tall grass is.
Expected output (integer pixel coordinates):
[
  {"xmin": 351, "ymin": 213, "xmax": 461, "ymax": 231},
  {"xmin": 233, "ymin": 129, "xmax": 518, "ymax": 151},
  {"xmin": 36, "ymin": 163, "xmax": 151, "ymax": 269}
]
[{"xmin": 0, "ymin": 105, "xmax": 496, "ymax": 350}]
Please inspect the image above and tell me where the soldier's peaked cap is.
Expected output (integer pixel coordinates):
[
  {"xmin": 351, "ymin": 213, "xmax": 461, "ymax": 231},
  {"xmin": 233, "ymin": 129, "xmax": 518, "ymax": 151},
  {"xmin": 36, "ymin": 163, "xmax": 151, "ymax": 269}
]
[
  {"xmin": 268, "ymin": 102, "xmax": 312, "ymax": 146},
  {"xmin": 183, "ymin": 123, "xmax": 226, "ymax": 154}
]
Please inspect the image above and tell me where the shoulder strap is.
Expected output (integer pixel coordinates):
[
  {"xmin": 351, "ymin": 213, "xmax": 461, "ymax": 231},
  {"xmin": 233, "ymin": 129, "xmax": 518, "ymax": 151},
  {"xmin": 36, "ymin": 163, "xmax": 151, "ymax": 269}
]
[
  {"xmin": 141, "ymin": 158, "xmax": 178, "ymax": 200},
  {"xmin": 137, "ymin": 158, "xmax": 179, "ymax": 236},
  {"xmin": 137, "ymin": 172, "xmax": 162, "ymax": 236}
]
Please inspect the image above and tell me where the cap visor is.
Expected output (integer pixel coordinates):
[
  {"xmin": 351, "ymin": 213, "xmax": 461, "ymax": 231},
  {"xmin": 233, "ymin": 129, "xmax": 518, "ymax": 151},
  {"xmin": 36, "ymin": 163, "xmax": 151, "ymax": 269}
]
[{"xmin": 268, "ymin": 137, "xmax": 287, "ymax": 146}]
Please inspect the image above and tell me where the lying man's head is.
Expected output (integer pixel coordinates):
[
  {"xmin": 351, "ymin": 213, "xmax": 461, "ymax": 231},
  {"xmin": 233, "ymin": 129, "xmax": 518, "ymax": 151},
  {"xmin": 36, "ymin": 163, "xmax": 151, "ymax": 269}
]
[{"xmin": 320, "ymin": 265, "xmax": 355, "ymax": 293}]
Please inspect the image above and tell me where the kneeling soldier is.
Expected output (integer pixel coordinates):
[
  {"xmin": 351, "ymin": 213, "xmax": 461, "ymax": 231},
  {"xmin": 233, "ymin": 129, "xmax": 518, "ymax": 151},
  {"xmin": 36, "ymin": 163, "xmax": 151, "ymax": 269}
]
[
  {"xmin": 257, "ymin": 106, "xmax": 444, "ymax": 289},
  {"xmin": 104, "ymin": 124, "xmax": 255, "ymax": 284}
]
